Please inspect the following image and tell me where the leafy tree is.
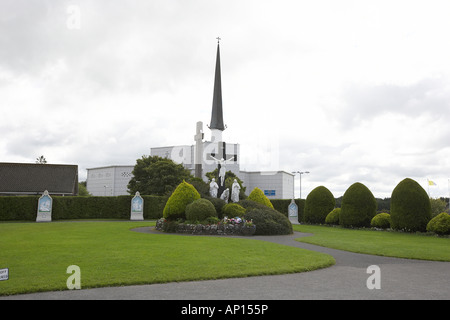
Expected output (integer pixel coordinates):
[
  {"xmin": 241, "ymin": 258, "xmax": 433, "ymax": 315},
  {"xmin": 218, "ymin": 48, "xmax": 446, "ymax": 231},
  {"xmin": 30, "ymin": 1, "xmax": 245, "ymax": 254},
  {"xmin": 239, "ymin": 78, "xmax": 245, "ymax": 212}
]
[
  {"xmin": 430, "ymin": 198, "xmax": 447, "ymax": 218},
  {"xmin": 35, "ymin": 155, "xmax": 47, "ymax": 164},
  {"xmin": 128, "ymin": 155, "xmax": 192, "ymax": 196},
  {"xmin": 186, "ymin": 177, "xmax": 210, "ymax": 197},
  {"xmin": 78, "ymin": 182, "xmax": 91, "ymax": 196}
]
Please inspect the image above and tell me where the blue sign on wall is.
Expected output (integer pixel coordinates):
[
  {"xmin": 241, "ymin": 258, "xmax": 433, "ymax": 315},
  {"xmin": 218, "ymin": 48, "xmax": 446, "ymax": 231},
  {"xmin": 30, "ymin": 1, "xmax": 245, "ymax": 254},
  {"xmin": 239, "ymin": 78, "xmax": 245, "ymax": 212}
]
[{"xmin": 264, "ymin": 190, "xmax": 276, "ymax": 196}]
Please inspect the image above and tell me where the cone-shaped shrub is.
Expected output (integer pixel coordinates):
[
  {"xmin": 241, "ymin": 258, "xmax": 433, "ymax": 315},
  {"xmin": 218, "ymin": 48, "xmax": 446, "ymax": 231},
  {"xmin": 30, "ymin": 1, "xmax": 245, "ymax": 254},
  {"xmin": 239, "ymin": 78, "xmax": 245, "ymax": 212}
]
[
  {"xmin": 340, "ymin": 182, "xmax": 377, "ymax": 228},
  {"xmin": 163, "ymin": 181, "xmax": 200, "ymax": 220},
  {"xmin": 248, "ymin": 187, "xmax": 274, "ymax": 209},
  {"xmin": 304, "ymin": 186, "xmax": 335, "ymax": 224},
  {"xmin": 390, "ymin": 178, "xmax": 431, "ymax": 232}
]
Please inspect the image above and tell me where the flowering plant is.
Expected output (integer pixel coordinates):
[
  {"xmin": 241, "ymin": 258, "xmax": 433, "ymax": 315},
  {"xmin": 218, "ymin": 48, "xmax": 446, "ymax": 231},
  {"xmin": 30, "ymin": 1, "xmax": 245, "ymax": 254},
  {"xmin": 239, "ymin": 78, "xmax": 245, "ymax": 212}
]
[{"xmin": 222, "ymin": 216, "xmax": 253, "ymax": 226}]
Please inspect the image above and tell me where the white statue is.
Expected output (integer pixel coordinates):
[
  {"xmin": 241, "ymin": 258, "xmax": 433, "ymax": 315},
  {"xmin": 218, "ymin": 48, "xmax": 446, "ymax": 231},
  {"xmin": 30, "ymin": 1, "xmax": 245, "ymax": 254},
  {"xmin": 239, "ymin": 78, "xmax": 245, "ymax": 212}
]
[
  {"xmin": 209, "ymin": 178, "xmax": 219, "ymax": 198},
  {"xmin": 220, "ymin": 188, "xmax": 230, "ymax": 203},
  {"xmin": 231, "ymin": 179, "xmax": 240, "ymax": 203},
  {"xmin": 210, "ymin": 156, "xmax": 235, "ymax": 187}
]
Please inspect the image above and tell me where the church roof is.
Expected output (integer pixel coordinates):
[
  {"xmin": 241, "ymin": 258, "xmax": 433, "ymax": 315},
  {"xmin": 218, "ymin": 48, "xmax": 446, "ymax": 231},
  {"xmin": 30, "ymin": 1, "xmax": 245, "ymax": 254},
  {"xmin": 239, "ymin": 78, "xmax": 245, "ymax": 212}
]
[
  {"xmin": 0, "ymin": 162, "xmax": 79, "ymax": 195},
  {"xmin": 209, "ymin": 42, "xmax": 225, "ymax": 131}
]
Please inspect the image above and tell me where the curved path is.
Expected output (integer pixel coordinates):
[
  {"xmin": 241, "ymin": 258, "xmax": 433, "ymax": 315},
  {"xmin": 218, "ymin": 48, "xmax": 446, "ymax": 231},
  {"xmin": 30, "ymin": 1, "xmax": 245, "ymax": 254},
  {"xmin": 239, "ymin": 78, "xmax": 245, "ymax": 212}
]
[{"xmin": 2, "ymin": 227, "xmax": 449, "ymax": 300}]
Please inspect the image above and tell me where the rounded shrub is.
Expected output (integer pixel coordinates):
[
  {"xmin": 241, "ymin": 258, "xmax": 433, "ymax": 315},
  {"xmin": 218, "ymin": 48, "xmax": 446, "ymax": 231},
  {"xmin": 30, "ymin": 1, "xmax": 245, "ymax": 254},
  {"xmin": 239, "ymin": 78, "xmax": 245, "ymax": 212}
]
[
  {"xmin": 247, "ymin": 187, "xmax": 274, "ymax": 209},
  {"xmin": 205, "ymin": 197, "xmax": 226, "ymax": 218},
  {"xmin": 304, "ymin": 186, "xmax": 335, "ymax": 224},
  {"xmin": 185, "ymin": 198, "xmax": 217, "ymax": 222},
  {"xmin": 340, "ymin": 182, "xmax": 377, "ymax": 228},
  {"xmin": 222, "ymin": 203, "xmax": 246, "ymax": 218},
  {"xmin": 371, "ymin": 212, "xmax": 392, "ymax": 229},
  {"xmin": 163, "ymin": 181, "xmax": 200, "ymax": 220},
  {"xmin": 243, "ymin": 206, "xmax": 293, "ymax": 235},
  {"xmin": 390, "ymin": 178, "xmax": 431, "ymax": 232},
  {"xmin": 325, "ymin": 208, "xmax": 341, "ymax": 225},
  {"xmin": 238, "ymin": 199, "xmax": 268, "ymax": 212},
  {"xmin": 426, "ymin": 212, "xmax": 450, "ymax": 235}
]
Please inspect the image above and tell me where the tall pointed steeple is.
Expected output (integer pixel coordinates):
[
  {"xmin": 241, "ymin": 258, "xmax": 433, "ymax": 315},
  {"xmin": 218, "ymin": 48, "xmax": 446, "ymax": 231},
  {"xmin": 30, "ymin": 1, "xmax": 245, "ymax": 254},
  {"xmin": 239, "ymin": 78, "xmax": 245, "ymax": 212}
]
[{"xmin": 209, "ymin": 38, "xmax": 225, "ymax": 131}]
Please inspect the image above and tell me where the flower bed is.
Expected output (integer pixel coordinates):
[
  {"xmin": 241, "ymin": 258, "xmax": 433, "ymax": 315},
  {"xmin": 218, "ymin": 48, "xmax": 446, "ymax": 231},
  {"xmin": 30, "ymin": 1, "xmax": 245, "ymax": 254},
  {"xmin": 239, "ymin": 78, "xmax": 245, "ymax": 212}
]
[{"xmin": 155, "ymin": 217, "xmax": 256, "ymax": 236}]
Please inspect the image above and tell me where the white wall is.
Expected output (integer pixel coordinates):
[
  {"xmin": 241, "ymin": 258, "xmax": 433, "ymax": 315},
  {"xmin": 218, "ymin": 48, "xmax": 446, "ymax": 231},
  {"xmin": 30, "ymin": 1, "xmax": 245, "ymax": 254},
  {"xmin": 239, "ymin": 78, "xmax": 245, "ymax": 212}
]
[
  {"xmin": 240, "ymin": 171, "xmax": 294, "ymax": 200},
  {"xmin": 86, "ymin": 147, "xmax": 293, "ymax": 199},
  {"xmin": 86, "ymin": 166, "xmax": 133, "ymax": 196}
]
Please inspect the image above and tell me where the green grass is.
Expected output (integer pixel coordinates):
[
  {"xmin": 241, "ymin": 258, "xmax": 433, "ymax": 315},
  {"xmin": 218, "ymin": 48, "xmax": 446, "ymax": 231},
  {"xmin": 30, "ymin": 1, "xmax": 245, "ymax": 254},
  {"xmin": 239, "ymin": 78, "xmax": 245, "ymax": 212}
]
[
  {"xmin": 0, "ymin": 221, "xmax": 335, "ymax": 296},
  {"xmin": 294, "ymin": 224, "xmax": 450, "ymax": 261}
]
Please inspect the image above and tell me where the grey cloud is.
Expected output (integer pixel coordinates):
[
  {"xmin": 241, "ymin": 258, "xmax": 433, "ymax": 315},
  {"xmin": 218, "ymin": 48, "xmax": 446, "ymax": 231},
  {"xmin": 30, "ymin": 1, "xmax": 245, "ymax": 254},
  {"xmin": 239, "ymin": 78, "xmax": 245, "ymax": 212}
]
[{"xmin": 335, "ymin": 78, "xmax": 450, "ymax": 125}]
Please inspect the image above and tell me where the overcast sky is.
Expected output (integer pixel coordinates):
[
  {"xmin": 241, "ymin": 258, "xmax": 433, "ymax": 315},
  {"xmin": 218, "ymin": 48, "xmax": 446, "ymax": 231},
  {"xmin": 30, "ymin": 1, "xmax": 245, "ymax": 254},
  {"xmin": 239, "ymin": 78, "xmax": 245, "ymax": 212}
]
[{"xmin": 1, "ymin": 0, "xmax": 450, "ymax": 198}]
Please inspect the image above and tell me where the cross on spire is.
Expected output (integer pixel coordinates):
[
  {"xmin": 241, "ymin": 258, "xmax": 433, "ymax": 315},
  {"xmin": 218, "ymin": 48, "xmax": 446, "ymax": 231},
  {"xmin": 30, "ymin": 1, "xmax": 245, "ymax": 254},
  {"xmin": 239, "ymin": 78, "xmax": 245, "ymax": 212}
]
[{"xmin": 216, "ymin": 37, "xmax": 221, "ymax": 44}]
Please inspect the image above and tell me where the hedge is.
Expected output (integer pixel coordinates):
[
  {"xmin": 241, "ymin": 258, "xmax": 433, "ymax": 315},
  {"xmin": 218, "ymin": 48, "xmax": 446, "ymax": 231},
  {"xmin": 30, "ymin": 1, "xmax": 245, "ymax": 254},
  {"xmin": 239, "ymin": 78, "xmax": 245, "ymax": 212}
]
[
  {"xmin": 0, "ymin": 196, "xmax": 307, "ymax": 223},
  {"xmin": 0, "ymin": 195, "xmax": 166, "ymax": 221}
]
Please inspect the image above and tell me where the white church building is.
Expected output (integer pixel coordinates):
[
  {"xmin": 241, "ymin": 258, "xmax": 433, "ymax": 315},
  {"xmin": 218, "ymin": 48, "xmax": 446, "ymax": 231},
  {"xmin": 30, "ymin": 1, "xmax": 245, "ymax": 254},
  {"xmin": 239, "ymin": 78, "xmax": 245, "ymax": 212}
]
[{"xmin": 87, "ymin": 40, "xmax": 294, "ymax": 199}]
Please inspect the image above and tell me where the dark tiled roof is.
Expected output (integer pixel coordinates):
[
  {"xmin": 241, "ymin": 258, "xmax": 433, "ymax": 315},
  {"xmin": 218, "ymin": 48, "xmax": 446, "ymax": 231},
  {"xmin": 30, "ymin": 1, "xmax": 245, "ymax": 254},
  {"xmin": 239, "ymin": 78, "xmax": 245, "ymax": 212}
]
[{"xmin": 0, "ymin": 162, "xmax": 78, "ymax": 195}]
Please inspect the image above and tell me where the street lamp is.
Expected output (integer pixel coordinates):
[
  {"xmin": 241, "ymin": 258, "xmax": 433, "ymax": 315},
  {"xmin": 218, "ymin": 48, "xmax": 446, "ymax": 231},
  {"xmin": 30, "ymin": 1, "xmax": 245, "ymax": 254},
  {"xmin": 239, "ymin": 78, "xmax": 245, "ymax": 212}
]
[{"xmin": 292, "ymin": 171, "xmax": 309, "ymax": 199}]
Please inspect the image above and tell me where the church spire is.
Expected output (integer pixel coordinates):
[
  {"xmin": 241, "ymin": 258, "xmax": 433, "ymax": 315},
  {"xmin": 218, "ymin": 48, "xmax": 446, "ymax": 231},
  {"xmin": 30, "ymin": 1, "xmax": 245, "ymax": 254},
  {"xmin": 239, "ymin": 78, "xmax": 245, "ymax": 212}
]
[{"xmin": 209, "ymin": 38, "xmax": 225, "ymax": 131}]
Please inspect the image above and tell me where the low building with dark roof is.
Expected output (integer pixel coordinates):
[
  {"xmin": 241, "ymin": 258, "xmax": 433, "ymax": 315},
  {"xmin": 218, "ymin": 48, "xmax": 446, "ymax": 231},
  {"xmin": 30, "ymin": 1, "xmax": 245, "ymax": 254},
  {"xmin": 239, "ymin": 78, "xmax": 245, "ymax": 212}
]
[{"xmin": 0, "ymin": 162, "xmax": 79, "ymax": 196}]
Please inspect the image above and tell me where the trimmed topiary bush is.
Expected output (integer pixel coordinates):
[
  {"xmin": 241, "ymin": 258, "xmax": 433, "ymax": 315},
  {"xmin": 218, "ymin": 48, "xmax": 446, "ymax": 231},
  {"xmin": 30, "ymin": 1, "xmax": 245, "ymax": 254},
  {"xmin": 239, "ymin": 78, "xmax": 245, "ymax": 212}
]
[
  {"xmin": 238, "ymin": 199, "xmax": 268, "ymax": 212},
  {"xmin": 163, "ymin": 181, "xmax": 200, "ymax": 220},
  {"xmin": 247, "ymin": 187, "xmax": 274, "ymax": 209},
  {"xmin": 340, "ymin": 182, "xmax": 377, "ymax": 228},
  {"xmin": 325, "ymin": 208, "xmax": 341, "ymax": 225},
  {"xmin": 390, "ymin": 178, "xmax": 431, "ymax": 232},
  {"xmin": 243, "ymin": 206, "xmax": 293, "ymax": 235},
  {"xmin": 205, "ymin": 197, "xmax": 226, "ymax": 219},
  {"xmin": 185, "ymin": 198, "xmax": 217, "ymax": 222},
  {"xmin": 426, "ymin": 212, "xmax": 450, "ymax": 235},
  {"xmin": 222, "ymin": 203, "xmax": 246, "ymax": 218},
  {"xmin": 304, "ymin": 186, "xmax": 335, "ymax": 224},
  {"xmin": 371, "ymin": 212, "xmax": 392, "ymax": 229}
]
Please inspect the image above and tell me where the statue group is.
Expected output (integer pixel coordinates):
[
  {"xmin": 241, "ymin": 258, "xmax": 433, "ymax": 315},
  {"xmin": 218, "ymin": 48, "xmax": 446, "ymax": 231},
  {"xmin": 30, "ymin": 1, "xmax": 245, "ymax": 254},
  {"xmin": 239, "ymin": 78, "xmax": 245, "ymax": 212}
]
[{"xmin": 209, "ymin": 177, "xmax": 240, "ymax": 203}]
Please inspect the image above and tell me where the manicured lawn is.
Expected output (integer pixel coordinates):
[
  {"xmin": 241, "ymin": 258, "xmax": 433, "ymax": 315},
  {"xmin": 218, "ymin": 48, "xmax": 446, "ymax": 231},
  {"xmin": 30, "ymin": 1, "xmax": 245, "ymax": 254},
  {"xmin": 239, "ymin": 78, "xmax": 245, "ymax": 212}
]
[
  {"xmin": 293, "ymin": 224, "xmax": 450, "ymax": 261},
  {"xmin": 0, "ymin": 221, "xmax": 334, "ymax": 296}
]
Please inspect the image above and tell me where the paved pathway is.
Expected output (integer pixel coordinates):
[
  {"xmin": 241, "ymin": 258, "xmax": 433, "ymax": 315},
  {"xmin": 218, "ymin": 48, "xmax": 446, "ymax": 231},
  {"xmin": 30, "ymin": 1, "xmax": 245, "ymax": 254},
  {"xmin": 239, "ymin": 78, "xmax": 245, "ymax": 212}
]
[{"xmin": 2, "ymin": 228, "xmax": 449, "ymax": 300}]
